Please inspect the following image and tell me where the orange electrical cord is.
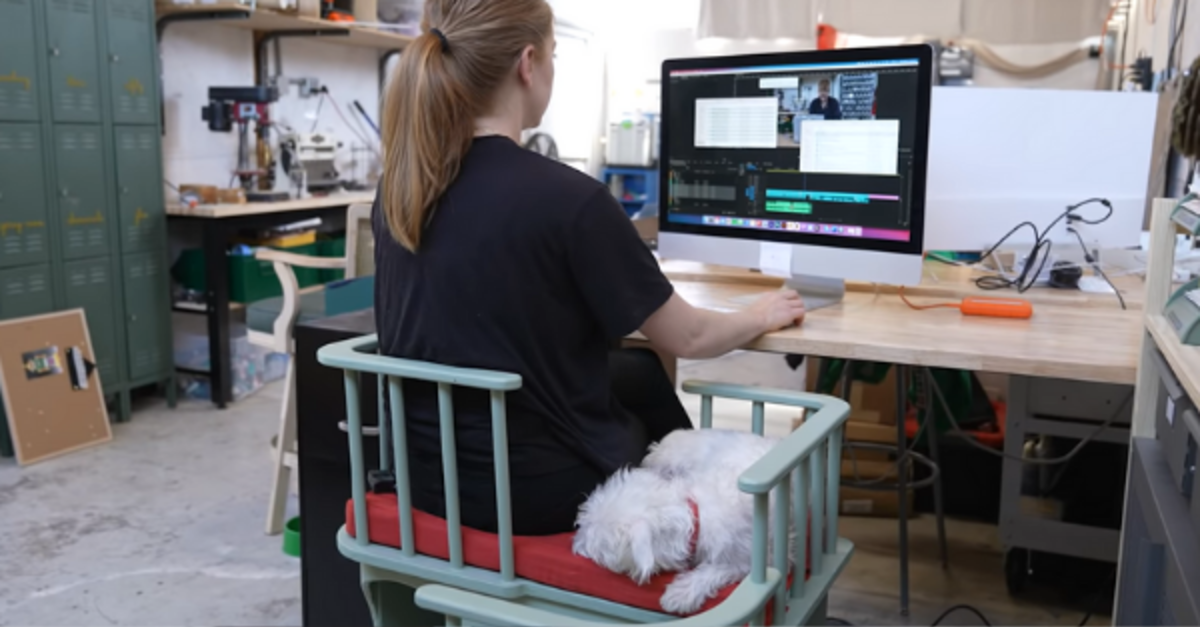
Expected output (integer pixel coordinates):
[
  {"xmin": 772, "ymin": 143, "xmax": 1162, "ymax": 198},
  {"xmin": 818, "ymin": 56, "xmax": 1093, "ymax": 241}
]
[
  {"xmin": 898, "ymin": 286, "xmax": 1035, "ymax": 319},
  {"xmin": 897, "ymin": 286, "xmax": 961, "ymax": 311}
]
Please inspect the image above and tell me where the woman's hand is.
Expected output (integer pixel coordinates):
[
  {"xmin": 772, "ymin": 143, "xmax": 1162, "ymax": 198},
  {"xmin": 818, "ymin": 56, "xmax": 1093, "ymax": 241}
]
[
  {"xmin": 640, "ymin": 289, "xmax": 805, "ymax": 360},
  {"xmin": 748, "ymin": 289, "xmax": 806, "ymax": 332}
]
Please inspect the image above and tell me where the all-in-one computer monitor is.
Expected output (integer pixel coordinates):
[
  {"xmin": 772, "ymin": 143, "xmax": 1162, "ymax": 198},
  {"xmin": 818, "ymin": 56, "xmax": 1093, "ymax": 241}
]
[{"xmin": 658, "ymin": 44, "xmax": 934, "ymax": 309}]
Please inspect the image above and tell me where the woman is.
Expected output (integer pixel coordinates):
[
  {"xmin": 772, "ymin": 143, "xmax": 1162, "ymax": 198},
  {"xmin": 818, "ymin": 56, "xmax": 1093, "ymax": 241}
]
[{"xmin": 374, "ymin": 0, "xmax": 806, "ymax": 536}]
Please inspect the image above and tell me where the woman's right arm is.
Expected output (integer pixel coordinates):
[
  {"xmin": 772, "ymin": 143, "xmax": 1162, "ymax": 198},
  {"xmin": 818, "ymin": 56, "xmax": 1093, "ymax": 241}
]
[{"xmin": 639, "ymin": 290, "xmax": 806, "ymax": 359}]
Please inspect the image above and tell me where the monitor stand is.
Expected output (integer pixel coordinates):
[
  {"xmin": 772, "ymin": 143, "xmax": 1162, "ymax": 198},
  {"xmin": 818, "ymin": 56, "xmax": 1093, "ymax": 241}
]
[
  {"xmin": 786, "ymin": 274, "xmax": 845, "ymax": 312},
  {"xmin": 728, "ymin": 274, "xmax": 846, "ymax": 313}
]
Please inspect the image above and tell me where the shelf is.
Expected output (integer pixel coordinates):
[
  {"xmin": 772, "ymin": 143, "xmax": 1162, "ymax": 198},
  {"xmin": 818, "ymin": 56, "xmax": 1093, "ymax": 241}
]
[
  {"xmin": 172, "ymin": 284, "xmax": 327, "ymax": 314},
  {"xmin": 156, "ymin": 5, "xmax": 414, "ymax": 50},
  {"xmin": 1147, "ymin": 313, "xmax": 1200, "ymax": 406}
]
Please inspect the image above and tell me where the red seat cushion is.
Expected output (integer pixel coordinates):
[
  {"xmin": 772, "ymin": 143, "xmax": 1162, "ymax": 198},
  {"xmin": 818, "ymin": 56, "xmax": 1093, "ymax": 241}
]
[{"xmin": 345, "ymin": 494, "xmax": 796, "ymax": 617}]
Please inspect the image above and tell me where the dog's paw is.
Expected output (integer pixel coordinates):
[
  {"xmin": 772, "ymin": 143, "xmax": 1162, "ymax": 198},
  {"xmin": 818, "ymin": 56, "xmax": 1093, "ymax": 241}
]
[{"xmin": 659, "ymin": 582, "xmax": 708, "ymax": 615}]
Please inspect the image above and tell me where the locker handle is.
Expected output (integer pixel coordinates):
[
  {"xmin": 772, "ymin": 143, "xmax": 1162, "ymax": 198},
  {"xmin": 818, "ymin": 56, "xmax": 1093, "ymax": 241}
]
[
  {"xmin": 60, "ymin": 188, "xmax": 70, "ymax": 198},
  {"xmin": 110, "ymin": 54, "xmax": 120, "ymax": 64},
  {"xmin": 122, "ymin": 187, "xmax": 130, "ymax": 195},
  {"xmin": 50, "ymin": 47, "xmax": 60, "ymax": 57}
]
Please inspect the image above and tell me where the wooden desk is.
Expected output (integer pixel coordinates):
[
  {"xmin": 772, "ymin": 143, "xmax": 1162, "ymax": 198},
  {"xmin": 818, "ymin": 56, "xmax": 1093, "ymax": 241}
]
[
  {"xmin": 168, "ymin": 191, "xmax": 375, "ymax": 407},
  {"xmin": 166, "ymin": 192, "xmax": 375, "ymax": 219},
  {"xmin": 668, "ymin": 277, "xmax": 1141, "ymax": 385}
]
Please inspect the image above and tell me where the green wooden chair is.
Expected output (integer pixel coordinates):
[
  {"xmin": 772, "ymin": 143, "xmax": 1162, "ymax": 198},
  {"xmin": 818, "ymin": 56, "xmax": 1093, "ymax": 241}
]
[{"xmin": 318, "ymin": 334, "xmax": 853, "ymax": 626}]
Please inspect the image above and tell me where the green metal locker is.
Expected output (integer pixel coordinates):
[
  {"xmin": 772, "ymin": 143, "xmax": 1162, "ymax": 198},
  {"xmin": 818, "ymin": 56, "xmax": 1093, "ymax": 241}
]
[
  {"xmin": 0, "ymin": 264, "xmax": 55, "ymax": 319},
  {"xmin": 55, "ymin": 125, "xmax": 112, "ymax": 260},
  {"xmin": 123, "ymin": 252, "xmax": 169, "ymax": 381},
  {"xmin": 104, "ymin": 0, "xmax": 156, "ymax": 125},
  {"xmin": 0, "ymin": 0, "xmax": 42, "ymax": 122},
  {"xmin": 62, "ymin": 257, "xmax": 120, "ymax": 388},
  {"xmin": 0, "ymin": 124, "xmax": 50, "ymax": 268},
  {"xmin": 0, "ymin": 0, "xmax": 171, "ymax": 452},
  {"xmin": 45, "ymin": 0, "xmax": 103, "ymax": 124},
  {"xmin": 114, "ymin": 126, "xmax": 163, "ymax": 254}
]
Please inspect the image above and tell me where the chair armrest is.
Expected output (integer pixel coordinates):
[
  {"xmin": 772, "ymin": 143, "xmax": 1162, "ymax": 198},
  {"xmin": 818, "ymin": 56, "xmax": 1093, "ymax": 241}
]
[
  {"xmin": 680, "ymin": 381, "xmax": 850, "ymax": 494},
  {"xmin": 254, "ymin": 247, "xmax": 346, "ymax": 270},
  {"xmin": 414, "ymin": 572, "xmax": 782, "ymax": 627}
]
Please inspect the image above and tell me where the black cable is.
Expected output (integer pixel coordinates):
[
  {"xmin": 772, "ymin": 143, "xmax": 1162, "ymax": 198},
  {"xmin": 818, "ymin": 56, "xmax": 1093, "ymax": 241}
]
[
  {"xmin": 929, "ymin": 604, "xmax": 993, "ymax": 626},
  {"xmin": 926, "ymin": 368, "xmax": 1130, "ymax": 465},
  {"xmin": 310, "ymin": 92, "xmax": 326, "ymax": 133},
  {"xmin": 1067, "ymin": 226, "xmax": 1127, "ymax": 310},
  {"xmin": 825, "ymin": 617, "xmax": 854, "ymax": 626},
  {"xmin": 973, "ymin": 199, "xmax": 1113, "ymax": 294}
]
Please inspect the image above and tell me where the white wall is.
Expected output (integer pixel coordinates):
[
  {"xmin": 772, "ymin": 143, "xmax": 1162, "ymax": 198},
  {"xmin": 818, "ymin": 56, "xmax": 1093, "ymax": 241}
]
[{"xmin": 159, "ymin": 23, "xmax": 382, "ymax": 196}]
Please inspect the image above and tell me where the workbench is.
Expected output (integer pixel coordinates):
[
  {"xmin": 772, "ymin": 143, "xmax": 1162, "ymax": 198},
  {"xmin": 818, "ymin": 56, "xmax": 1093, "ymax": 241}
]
[
  {"xmin": 167, "ymin": 191, "xmax": 374, "ymax": 407},
  {"xmin": 661, "ymin": 255, "xmax": 1142, "ymax": 610}
]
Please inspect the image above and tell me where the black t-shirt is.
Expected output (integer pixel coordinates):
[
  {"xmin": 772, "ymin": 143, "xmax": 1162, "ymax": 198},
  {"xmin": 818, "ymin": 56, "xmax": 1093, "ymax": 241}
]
[{"xmin": 372, "ymin": 136, "xmax": 675, "ymax": 477}]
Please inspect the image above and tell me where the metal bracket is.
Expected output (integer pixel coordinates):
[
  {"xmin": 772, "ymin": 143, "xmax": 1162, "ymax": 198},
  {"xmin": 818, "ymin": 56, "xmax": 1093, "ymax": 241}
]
[
  {"xmin": 257, "ymin": 30, "xmax": 351, "ymax": 87},
  {"xmin": 155, "ymin": 10, "xmax": 253, "ymax": 137},
  {"xmin": 156, "ymin": 9, "xmax": 251, "ymax": 41},
  {"xmin": 379, "ymin": 48, "xmax": 403, "ymax": 94}
]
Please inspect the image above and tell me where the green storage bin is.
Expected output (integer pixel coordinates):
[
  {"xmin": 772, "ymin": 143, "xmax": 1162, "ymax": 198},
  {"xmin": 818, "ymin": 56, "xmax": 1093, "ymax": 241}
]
[
  {"xmin": 319, "ymin": 237, "xmax": 347, "ymax": 284},
  {"xmin": 291, "ymin": 242, "xmax": 322, "ymax": 288},
  {"xmin": 172, "ymin": 249, "xmax": 206, "ymax": 292},
  {"xmin": 229, "ymin": 251, "xmax": 281, "ymax": 304},
  {"xmin": 176, "ymin": 242, "xmax": 323, "ymax": 304}
]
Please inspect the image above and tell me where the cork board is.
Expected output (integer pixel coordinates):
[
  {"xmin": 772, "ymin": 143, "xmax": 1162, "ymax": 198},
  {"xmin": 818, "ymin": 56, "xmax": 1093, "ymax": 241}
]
[{"xmin": 0, "ymin": 309, "xmax": 111, "ymax": 465}]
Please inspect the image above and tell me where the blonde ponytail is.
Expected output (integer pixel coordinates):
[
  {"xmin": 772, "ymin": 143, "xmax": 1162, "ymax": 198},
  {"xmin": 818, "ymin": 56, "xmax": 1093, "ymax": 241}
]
[{"xmin": 380, "ymin": 0, "xmax": 554, "ymax": 251}]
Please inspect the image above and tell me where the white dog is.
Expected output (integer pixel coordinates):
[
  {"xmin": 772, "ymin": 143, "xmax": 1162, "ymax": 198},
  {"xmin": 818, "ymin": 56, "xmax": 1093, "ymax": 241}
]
[{"xmin": 572, "ymin": 428, "xmax": 790, "ymax": 615}]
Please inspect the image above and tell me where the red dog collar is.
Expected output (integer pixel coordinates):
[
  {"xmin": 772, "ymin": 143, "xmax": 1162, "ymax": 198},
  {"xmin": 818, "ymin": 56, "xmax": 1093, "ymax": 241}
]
[{"xmin": 687, "ymin": 498, "xmax": 701, "ymax": 561}]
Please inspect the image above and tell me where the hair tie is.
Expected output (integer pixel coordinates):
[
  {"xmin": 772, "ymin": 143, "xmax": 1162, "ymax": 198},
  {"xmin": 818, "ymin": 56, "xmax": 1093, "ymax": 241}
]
[{"xmin": 430, "ymin": 28, "xmax": 450, "ymax": 53}]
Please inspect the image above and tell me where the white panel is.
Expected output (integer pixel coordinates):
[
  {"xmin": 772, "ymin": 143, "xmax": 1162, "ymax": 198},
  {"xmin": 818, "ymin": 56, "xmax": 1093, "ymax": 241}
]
[{"xmin": 924, "ymin": 86, "xmax": 1158, "ymax": 251}]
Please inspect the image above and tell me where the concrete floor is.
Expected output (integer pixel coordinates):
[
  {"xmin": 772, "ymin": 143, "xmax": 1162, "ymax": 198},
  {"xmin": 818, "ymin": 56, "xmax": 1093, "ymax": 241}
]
[{"xmin": 0, "ymin": 351, "xmax": 1101, "ymax": 626}]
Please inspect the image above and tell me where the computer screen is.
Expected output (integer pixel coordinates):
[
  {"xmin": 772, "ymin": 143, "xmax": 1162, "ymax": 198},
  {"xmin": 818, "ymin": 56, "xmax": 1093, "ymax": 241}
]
[{"xmin": 660, "ymin": 46, "xmax": 932, "ymax": 256}]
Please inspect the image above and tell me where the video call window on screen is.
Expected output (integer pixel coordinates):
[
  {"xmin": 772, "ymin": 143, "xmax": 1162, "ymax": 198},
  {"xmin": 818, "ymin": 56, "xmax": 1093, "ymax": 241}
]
[{"xmin": 665, "ymin": 59, "xmax": 921, "ymax": 244}]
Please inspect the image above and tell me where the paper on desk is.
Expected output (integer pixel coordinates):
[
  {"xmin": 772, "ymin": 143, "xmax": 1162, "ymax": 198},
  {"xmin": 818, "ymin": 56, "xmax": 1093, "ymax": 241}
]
[
  {"xmin": 759, "ymin": 242, "xmax": 793, "ymax": 278},
  {"xmin": 1077, "ymin": 276, "xmax": 1115, "ymax": 294}
]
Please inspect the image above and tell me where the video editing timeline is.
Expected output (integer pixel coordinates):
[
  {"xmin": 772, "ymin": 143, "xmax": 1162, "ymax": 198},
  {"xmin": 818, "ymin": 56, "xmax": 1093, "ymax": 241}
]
[{"xmin": 665, "ymin": 58, "xmax": 922, "ymax": 243}]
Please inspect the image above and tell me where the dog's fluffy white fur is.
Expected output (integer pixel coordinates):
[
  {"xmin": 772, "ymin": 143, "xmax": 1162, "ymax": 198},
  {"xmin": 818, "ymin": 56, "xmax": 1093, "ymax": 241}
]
[{"xmin": 572, "ymin": 428, "xmax": 789, "ymax": 615}]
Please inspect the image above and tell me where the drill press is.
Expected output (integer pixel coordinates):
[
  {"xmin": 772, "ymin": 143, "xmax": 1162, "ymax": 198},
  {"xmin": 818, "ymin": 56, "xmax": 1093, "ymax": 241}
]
[{"xmin": 201, "ymin": 86, "xmax": 285, "ymax": 201}]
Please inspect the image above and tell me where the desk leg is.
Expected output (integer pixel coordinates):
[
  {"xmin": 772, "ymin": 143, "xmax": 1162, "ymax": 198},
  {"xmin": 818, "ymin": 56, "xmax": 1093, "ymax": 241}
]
[
  {"xmin": 895, "ymin": 365, "xmax": 910, "ymax": 616},
  {"xmin": 203, "ymin": 221, "xmax": 233, "ymax": 409},
  {"xmin": 924, "ymin": 374, "xmax": 950, "ymax": 570}
]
